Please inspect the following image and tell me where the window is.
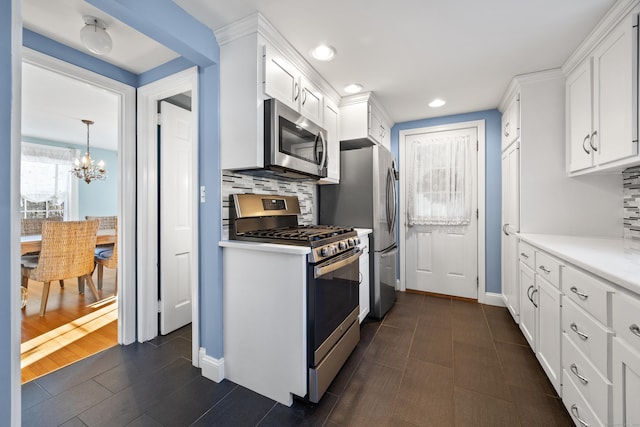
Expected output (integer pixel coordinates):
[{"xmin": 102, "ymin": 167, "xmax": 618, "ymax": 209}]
[{"xmin": 20, "ymin": 142, "xmax": 78, "ymax": 220}]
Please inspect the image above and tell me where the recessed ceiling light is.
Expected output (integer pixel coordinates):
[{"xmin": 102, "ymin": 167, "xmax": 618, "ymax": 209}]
[
  {"xmin": 429, "ymin": 98, "xmax": 446, "ymax": 108},
  {"xmin": 311, "ymin": 44, "xmax": 336, "ymax": 61},
  {"xmin": 344, "ymin": 83, "xmax": 363, "ymax": 94}
]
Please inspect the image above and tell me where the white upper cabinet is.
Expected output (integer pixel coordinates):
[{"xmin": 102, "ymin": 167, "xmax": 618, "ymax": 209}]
[
  {"xmin": 264, "ymin": 46, "xmax": 301, "ymax": 112},
  {"xmin": 501, "ymin": 93, "xmax": 520, "ymax": 151},
  {"xmin": 564, "ymin": 9, "xmax": 639, "ymax": 175},
  {"xmin": 216, "ymin": 13, "xmax": 340, "ymax": 181},
  {"xmin": 340, "ymin": 92, "xmax": 392, "ymax": 150}
]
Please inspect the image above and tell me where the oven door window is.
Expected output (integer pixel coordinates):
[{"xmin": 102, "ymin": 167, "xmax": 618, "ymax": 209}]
[
  {"xmin": 308, "ymin": 254, "xmax": 359, "ymax": 355},
  {"xmin": 280, "ymin": 117, "xmax": 323, "ymax": 165}
]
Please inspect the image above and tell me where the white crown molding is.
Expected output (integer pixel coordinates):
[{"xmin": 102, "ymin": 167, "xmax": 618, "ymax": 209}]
[
  {"xmin": 562, "ymin": 0, "xmax": 640, "ymax": 74},
  {"xmin": 499, "ymin": 68, "xmax": 564, "ymax": 111},
  {"xmin": 340, "ymin": 91, "xmax": 393, "ymax": 125}
]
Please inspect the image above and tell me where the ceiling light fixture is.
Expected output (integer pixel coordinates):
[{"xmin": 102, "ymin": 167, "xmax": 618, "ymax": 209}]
[
  {"xmin": 344, "ymin": 83, "xmax": 364, "ymax": 94},
  {"xmin": 80, "ymin": 15, "xmax": 112, "ymax": 55},
  {"xmin": 429, "ymin": 98, "xmax": 446, "ymax": 108},
  {"xmin": 312, "ymin": 44, "xmax": 336, "ymax": 61},
  {"xmin": 71, "ymin": 119, "xmax": 107, "ymax": 184}
]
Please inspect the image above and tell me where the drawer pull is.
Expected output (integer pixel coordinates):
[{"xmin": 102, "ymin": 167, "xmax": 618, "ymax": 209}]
[
  {"xmin": 571, "ymin": 404, "xmax": 589, "ymax": 427},
  {"xmin": 570, "ymin": 323, "xmax": 589, "ymax": 341},
  {"xmin": 520, "ymin": 252, "xmax": 529, "ymax": 259},
  {"xmin": 570, "ymin": 286, "xmax": 589, "ymax": 300},
  {"xmin": 630, "ymin": 324, "xmax": 640, "ymax": 338},
  {"xmin": 570, "ymin": 363, "xmax": 589, "ymax": 385},
  {"xmin": 538, "ymin": 265, "xmax": 551, "ymax": 274}
]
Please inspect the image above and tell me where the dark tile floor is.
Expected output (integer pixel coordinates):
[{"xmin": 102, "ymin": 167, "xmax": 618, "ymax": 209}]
[{"xmin": 22, "ymin": 292, "xmax": 574, "ymax": 426}]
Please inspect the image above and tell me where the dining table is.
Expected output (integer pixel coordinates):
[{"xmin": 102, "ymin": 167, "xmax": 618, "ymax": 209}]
[{"xmin": 20, "ymin": 228, "xmax": 116, "ymax": 255}]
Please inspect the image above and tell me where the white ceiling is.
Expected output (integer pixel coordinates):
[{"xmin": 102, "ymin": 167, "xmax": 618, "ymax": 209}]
[{"xmin": 21, "ymin": 0, "xmax": 617, "ymax": 146}]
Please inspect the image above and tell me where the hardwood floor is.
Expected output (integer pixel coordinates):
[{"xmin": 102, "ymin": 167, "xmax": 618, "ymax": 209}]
[{"xmin": 21, "ymin": 268, "xmax": 118, "ymax": 383}]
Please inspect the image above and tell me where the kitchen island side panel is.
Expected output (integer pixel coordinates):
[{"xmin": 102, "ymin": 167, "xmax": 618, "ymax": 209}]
[{"xmin": 221, "ymin": 243, "xmax": 309, "ymax": 406}]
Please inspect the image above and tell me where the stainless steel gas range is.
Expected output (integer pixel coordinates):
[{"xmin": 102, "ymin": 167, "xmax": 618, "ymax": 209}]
[{"xmin": 229, "ymin": 193, "xmax": 362, "ymax": 403}]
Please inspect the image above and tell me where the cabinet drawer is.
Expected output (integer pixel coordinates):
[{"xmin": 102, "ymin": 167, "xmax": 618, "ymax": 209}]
[
  {"xmin": 534, "ymin": 251, "xmax": 561, "ymax": 289},
  {"xmin": 563, "ymin": 298, "xmax": 613, "ymax": 379},
  {"xmin": 563, "ymin": 370, "xmax": 605, "ymax": 427},
  {"xmin": 563, "ymin": 264, "xmax": 613, "ymax": 326},
  {"xmin": 562, "ymin": 333, "xmax": 612, "ymax": 424},
  {"xmin": 518, "ymin": 241, "xmax": 535, "ymax": 269},
  {"xmin": 613, "ymin": 292, "xmax": 640, "ymax": 355}
]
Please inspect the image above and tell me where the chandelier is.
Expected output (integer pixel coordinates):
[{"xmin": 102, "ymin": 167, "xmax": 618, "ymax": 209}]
[{"xmin": 71, "ymin": 119, "xmax": 107, "ymax": 184}]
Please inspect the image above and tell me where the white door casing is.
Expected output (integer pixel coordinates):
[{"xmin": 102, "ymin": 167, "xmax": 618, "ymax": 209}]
[
  {"xmin": 399, "ymin": 121, "xmax": 486, "ymax": 301},
  {"xmin": 22, "ymin": 48, "xmax": 137, "ymax": 344},
  {"xmin": 137, "ymin": 67, "xmax": 199, "ymax": 365},
  {"xmin": 160, "ymin": 101, "xmax": 194, "ymax": 334}
]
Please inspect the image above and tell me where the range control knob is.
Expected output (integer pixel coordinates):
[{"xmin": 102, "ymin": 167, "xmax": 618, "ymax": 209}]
[
  {"xmin": 354, "ymin": 237, "xmax": 360, "ymax": 245},
  {"xmin": 338, "ymin": 241, "xmax": 347, "ymax": 250},
  {"xmin": 320, "ymin": 247, "xmax": 329, "ymax": 257},
  {"xmin": 347, "ymin": 238, "xmax": 355, "ymax": 247}
]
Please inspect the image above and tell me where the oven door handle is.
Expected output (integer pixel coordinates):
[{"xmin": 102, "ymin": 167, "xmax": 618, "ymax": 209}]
[{"xmin": 314, "ymin": 248, "xmax": 363, "ymax": 279}]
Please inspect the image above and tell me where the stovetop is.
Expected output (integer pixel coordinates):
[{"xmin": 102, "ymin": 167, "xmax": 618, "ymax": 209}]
[{"xmin": 242, "ymin": 224, "xmax": 354, "ymax": 244}]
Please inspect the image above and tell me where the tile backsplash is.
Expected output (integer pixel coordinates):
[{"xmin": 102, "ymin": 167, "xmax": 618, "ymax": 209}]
[
  {"xmin": 221, "ymin": 171, "xmax": 317, "ymax": 239},
  {"xmin": 623, "ymin": 166, "xmax": 640, "ymax": 251}
]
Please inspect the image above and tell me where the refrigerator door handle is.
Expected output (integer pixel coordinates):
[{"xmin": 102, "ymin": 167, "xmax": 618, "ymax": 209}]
[{"xmin": 390, "ymin": 168, "xmax": 397, "ymax": 235}]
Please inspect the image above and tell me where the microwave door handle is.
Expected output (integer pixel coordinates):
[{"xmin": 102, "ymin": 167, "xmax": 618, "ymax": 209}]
[{"xmin": 319, "ymin": 131, "xmax": 327, "ymax": 168}]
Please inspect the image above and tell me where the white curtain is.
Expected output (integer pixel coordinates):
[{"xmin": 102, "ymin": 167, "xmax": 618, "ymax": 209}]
[
  {"xmin": 406, "ymin": 132, "xmax": 472, "ymax": 228},
  {"xmin": 20, "ymin": 142, "xmax": 79, "ymax": 219}
]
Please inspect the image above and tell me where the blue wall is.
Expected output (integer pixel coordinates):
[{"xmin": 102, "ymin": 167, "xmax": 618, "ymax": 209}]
[
  {"xmin": 391, "ymin": 109, "xmax": 502, "ymax": 293},
  {"xmin": 22, "ymin": 136, "xmax": 118, "ymax": 219}
]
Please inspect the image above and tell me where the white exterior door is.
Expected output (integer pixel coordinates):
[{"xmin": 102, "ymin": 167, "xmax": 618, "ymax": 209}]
[
  {"xmin": 160, "ymin": 101, "xmax": 194, "ymax": 334},
  {"xmin": 403, "ymin": 126, "xmax": 479, "ymax": 299}
]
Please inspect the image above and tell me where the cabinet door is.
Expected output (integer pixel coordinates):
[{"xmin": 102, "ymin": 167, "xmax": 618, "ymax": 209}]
[
  {"xmin": 264, "ymin": 46, "xmax": 300, "ymax": 111},
  {"xmin": 613, "ymin": 337, "xmax": 640, "ymax": 427},
  {"xmin": 501, "ymin": 94, "xmax": 520, "ymax": 150},
  {"xmin": 300, "ymin": 76, "xmax": 323, "ymax": 126},
  {"xmin": 536, "ymin": 276, "xmax": 562, "ymax": 395},
  {"xmin": 502, "ymin": 142, "xmax": 519, "ymax": 233},
  {"xmin": 566, "ymin": 59, "xmax": 594, "ymax": 173},
  {"xmin": 368, "ymin": 104, "xmax": 383, "ymax": 145},
  {"xmin": 321, "ymin": 100, "xmax": 340, "ymax": 183},
  {"xmin": 519, "ymin": 262, "xmax": 536, "ymax": 350},
  {"xmin": 593, "ymin": 13, "xmax": 638, "ymax": 167}
]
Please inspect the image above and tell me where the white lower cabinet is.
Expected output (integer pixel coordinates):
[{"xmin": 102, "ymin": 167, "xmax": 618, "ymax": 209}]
[
  {"xmin": 519, "ymin": 261, "xmax": 536, "ymax": 349},
  {"xmin": 357, "ymin": 232, "xmax": 370, "ymax": 323},
  {"xmin": 612, "ymin": 292, "xmax": 640, "ymax": 426},
  {"xmin": 536, "ymin": 276, "xmax": 562, "ymax": 395},
  {"xmin": 563, "ymin": 370, "xmax": 605, "ymax": 427}
]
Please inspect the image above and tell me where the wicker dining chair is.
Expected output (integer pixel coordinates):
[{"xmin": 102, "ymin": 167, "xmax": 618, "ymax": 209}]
[
  {"xmin": 85, "ymin": 215, "xmax": 117, "ymax": 230},
  {"xmin": 21, "ymin": 219, "xmax": 100, "ymax": 316},
  {"xmin": 20, "ymin": 217, "xmax": 66, "ymax": 289}
]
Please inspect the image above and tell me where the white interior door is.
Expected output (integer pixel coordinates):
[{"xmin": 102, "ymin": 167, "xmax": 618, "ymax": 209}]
[
  {"xmin": 404, "ymin": 126, "xmax": 478, "ymax": 299},
  {"xmin": 160, "ymin": 101, "xmax": 194, "ymax": 334}
]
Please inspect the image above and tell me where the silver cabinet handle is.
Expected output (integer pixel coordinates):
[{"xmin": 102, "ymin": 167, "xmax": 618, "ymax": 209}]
[
  {"xmin": 630, "ymin": 324, "xmax": 640, "ymax": 338},
  {"xmin": 589, "ymin": 130, "xmax": 598, "ymax": 152},
  {"xmin": 570, "ymin": 363, "xmax": 589, "ymax": 385},
  {"xmin": 527, "ymin": 285, "xmax": 534, "ymax": 302},
  {"xmin": 504, "ymin": 122, "xmax": 510, "ymax": 137},
  {"xmin": 294, "ymin": 82, "xmax": 300, "ymax": 101},
  {"xmin": 520, "ymin": 252, "xmax": 529, "ymax": 259},
  {"xmin": 302, "ymin": 89, "xmax": 307, "ymax": 105},
  {"xmin": 570, "ymin": 323, "xmax": 589, "ymax": 341},
  {"xmin": 538, "ymin": 265, "xmax": 551, "ymax": 274},
  {"xmin": 502, "ymin": 224, "xmax": 509, "ymax": 236},
  {"xmin": 571, "ymin": 404, "xmax": 589, "ymax": 427},
  {"xmin": 582, "ymin": 134, "xmax": 591, "ymax": 154},
  {"xmin": 570, "ymin": 286, "xmax": 589, "ymax": 300}
]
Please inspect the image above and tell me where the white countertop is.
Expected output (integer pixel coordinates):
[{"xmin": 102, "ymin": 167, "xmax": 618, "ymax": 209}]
[
  {"xmin": 355, "ymin": 228, "xmax": 373, "ymax": 236},
  {"xmin": 219, "ymin": 240, "xmax": 311, "ymax": 255},
  {"xmin": 518, "ymin": 233, "xmax": 640, "ymax": 295}
]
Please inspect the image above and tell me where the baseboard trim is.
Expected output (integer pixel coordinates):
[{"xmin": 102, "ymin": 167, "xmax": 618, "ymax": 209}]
[
  {"xmin": 199, "ymin": 348, "xmax": 224, "ymax": 383},
  {"xmin": 483, "ymin": 292, "xmax": 506, "ymax": 307}
]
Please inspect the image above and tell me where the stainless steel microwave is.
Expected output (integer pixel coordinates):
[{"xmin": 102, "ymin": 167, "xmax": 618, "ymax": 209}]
[{"xmin": 264, "ymin": 98, "xmax": 328, "ymax": 179}]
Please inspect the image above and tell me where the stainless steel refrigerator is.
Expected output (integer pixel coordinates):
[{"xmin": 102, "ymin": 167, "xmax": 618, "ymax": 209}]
[{"xmin": 319, "ymin": 144, "xmax": 398, "ymax": 319}]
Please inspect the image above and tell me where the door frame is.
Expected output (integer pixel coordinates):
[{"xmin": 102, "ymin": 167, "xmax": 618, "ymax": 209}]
[
  {"xmin": 137, "ymin": 67, "xmax": 200, "ymax": 365},
  {"xmin": 22, "ymin": 48, "xmax": 137, "ymax": 344},
  {"xmin": 398, "ymin": 120, "xmax": 486, "ymax": 302}
]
